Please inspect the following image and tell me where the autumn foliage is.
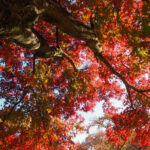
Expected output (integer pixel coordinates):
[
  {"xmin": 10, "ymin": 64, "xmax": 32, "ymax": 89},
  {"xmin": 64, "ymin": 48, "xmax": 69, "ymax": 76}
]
[{"xmin": 0, "ymin": 0, "xmax": 150, "ymax": 149}]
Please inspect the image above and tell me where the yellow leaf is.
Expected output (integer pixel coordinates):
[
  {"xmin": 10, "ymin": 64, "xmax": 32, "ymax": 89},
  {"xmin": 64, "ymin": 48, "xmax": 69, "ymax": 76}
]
[
  {"xmin": 114, "ymin": 11, "xmax": 117, "ymax": 17},
  {"xmin": 28, "ymin": 116, "xmax": 32, "ymax": 122},
  {"xmin": 44, "ymin": 79, "xmax": 48, "ymax": 83},
  {"xmin": 46, "ymin": 108, "xmax": 52, "ymax": 114},
  {"xmin": 138, "ymin": 50, "xmax": 147, "ymax": 57},
  {"xmin": 103, "ymin": 34, "xmax": 107, "ymax": 38}
]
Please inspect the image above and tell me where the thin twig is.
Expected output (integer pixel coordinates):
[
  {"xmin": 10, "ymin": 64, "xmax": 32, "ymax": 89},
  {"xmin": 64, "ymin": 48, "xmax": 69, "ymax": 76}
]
[
  {"xmin": 2, "ymin": 89, "xmax": 29, "ymax": 122},
  {"xmin": 62, "ymin": 52, "xmax": 78, "ymax": 72}
]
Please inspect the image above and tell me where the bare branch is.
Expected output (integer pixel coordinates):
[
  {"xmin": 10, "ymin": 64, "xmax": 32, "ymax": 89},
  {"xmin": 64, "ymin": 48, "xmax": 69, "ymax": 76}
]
[{"xmin": 2, "ymin": 88, "xmax": 29, "ymax": 122}]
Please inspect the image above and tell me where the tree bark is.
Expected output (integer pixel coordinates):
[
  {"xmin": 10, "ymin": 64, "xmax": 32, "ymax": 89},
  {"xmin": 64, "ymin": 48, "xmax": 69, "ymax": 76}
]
[
  {"xmin": 41, "ymin": 0, "xmax": 102, "ymax": 53},
  {"xmin": 0, "ymin": 0, "xmax": 102, "ymax": 54}
]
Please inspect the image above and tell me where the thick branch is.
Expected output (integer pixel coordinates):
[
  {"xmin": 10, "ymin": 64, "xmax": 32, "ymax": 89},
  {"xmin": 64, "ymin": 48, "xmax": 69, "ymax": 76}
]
[
  {"xmin": 31, "ymin": 27, "xmax": 78, "ymax": 71},
  {"xmin": 41, "ymin": 0, "xmax": 101, "ymax": 53}
]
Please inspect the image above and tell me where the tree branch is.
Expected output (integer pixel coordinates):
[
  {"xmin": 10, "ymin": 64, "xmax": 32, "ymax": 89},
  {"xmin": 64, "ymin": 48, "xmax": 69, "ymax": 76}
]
[
  {"xmin": 41, "ymin": 0, "xmax": 100, "ymax": 52},
  {"xmin": 2, "ymin": 89, "xmax": 29, "ymax": 123},
  {"xmin": 32, "ymin": 27, "xmax": 78, "ymax": 71},
  {"xmin": 40, "ymin": 0, "xmax": 150, "ymax": 107},
  {"xmin": 62, "ymin": 52, "xmax": 78, "ymax": 72}
]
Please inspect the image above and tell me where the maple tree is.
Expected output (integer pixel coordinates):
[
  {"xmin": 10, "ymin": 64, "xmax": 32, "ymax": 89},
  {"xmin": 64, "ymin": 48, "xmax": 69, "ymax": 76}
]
[
  {"xmin": 77, "ymin": 130, "xmax": 149, "ymax": 150},
  {"xmin": 77, "ymin": 115, "xmax": 150, "ymax": 150},
  {"xmin": 0, "ymin": 0, "xmax": 150, "ymax": 149}
]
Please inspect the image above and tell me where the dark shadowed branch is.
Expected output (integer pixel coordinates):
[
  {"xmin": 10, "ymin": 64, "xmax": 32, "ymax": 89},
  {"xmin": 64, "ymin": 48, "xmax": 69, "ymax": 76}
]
[{"xmin": 2, "ymin": 88, "xmax": 29, "ymax": 123}]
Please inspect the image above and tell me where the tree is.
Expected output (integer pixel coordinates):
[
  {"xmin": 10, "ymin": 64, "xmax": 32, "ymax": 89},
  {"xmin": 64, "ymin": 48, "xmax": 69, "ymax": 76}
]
[
  {"xmin": 77, "ymin": 115, "xmax": 149, "ymax": 150},
  {"xmin": 0, "ymin": 0, "xmax": 149, "ymax": 149},
  {"xmin": 77, "ymin": 130, "xmax": 149, "ymax": 150}
]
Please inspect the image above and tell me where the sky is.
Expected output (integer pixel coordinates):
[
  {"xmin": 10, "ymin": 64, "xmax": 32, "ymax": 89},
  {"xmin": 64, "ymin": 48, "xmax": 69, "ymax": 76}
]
[
  {"xmin": 73, "ymin": 98, "xmax": 123, "ymax": 143},
  {"xmin": 73, "ymin": 101, "xmax": 104, "ymax": 143}
]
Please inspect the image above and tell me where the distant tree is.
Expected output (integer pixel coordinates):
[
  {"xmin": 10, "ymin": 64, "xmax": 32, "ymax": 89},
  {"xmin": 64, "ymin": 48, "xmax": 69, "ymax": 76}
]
[
  {"xmin": 77, "ymin": 130, "xmax": 149, "ymax": 150},
  {"xmin": 0, "ymin": 0, "xmax": 149, "ymax": 149}
]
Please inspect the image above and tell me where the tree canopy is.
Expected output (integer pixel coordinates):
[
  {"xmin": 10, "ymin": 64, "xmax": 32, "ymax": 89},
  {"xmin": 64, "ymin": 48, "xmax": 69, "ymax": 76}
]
[
  {"xmin": 77, "ymin": 130, "xmax": 149, "ymax": 150},
  {"xmin": 0, "ymin": 0, "xmax": 149, "ymax": 149}
]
